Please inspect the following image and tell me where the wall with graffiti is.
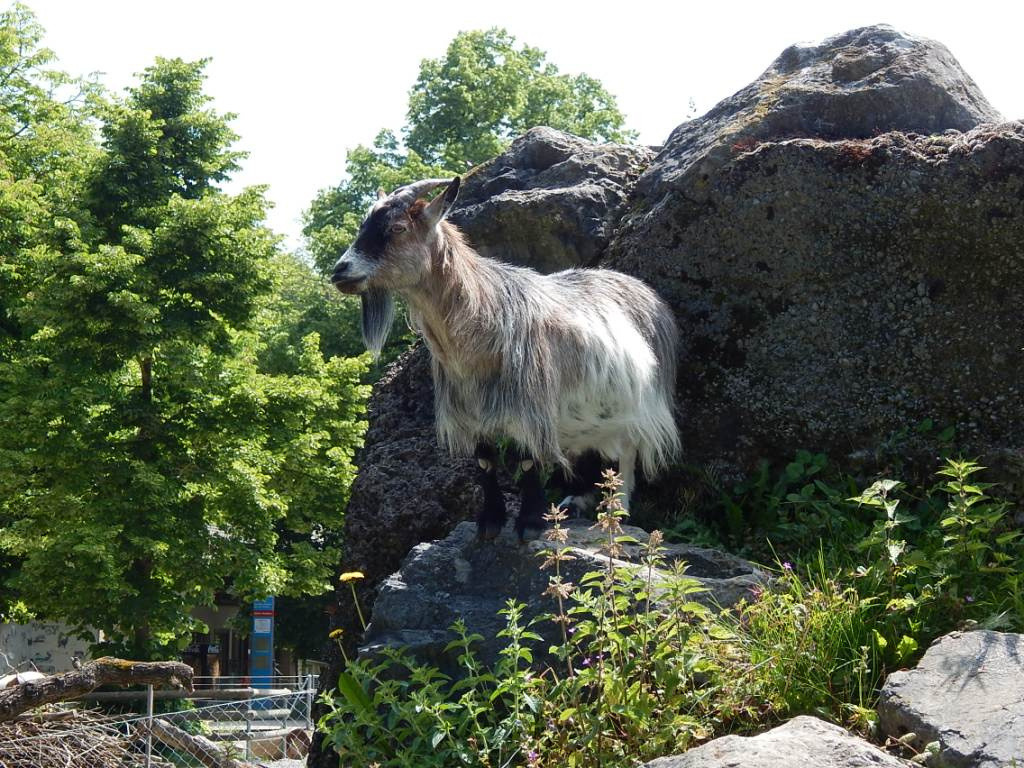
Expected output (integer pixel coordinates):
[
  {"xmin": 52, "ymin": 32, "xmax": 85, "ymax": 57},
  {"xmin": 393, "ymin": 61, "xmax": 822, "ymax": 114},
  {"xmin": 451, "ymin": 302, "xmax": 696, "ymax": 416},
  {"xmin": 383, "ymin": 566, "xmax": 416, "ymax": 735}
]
[{"xmin": 0, "ymin": 622, "xmax": 96, "ymax": 674}]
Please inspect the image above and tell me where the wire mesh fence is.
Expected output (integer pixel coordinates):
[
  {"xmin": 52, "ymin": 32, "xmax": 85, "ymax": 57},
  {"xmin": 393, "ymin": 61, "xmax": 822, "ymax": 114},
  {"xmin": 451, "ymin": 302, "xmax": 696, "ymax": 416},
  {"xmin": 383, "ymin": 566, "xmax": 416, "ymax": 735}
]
[{"xmin": 0, "ymin": 675, "xmax": 318, "ymax": 768}]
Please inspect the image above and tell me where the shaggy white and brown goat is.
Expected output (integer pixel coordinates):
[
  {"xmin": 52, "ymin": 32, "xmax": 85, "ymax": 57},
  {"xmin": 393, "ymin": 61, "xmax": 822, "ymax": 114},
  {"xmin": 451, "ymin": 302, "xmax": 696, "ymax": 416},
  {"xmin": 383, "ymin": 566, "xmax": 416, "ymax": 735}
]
[{"xmin": 332, "ymin": 177, "xmax": 680, "ymax": 539}]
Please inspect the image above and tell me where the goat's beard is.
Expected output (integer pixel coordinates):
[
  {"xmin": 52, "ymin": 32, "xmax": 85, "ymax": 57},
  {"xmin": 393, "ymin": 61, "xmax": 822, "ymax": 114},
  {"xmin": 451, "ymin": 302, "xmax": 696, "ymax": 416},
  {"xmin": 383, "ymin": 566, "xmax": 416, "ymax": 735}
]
[{"xmin": 361, "ymin": 288, "xmax": 394, "ymax": 360}]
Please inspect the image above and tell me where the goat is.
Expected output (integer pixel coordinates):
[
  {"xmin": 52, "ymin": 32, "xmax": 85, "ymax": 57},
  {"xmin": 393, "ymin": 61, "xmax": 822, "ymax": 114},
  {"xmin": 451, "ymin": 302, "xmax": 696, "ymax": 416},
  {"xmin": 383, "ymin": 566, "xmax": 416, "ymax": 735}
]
[{"xmin": 331, "ymin": 177, "xmax": 680, "ymax": 539}]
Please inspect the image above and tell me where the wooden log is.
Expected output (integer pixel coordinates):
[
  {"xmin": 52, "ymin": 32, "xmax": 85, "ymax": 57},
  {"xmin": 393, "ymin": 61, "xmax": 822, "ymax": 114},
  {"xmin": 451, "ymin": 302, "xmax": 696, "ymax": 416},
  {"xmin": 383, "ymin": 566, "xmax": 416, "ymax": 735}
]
[
  {"xmin": 79, "ymin": 687, "xmax": 269, "ymax": 702},
  {"xmin": 149, "ymin": 718, "xmax": 258, "ymax": 768},
  {"xmin": 0, "ymin": 656, "xmax": 193, "ymax": 722}
]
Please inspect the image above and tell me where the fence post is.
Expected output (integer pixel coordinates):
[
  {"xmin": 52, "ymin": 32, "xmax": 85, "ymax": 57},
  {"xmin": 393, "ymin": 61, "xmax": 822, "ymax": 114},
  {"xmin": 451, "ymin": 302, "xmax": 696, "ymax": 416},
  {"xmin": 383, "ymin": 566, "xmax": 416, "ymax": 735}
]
[
  {"xmin": 145, "ymin": 683, "xmax": 154, "ymax": 768},
  {"xmin": 245, "ymin": 687, "xmax": 253, "ymax": 762},
  {"xmin": 305, "ymin": 674, "xmax": 314, "ymax": 731}
]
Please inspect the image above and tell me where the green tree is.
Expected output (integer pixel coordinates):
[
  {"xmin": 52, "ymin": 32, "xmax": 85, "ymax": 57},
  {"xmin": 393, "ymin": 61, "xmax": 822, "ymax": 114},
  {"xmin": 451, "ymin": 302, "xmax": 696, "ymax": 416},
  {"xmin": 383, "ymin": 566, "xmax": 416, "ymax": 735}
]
[
  {"xmin": 0, "ymin": 3, "xmax": 100, "ymax": 622},
  {"xmin": 0, "ymin": 55, "xmax": 368, "ymax": 658},
  {"xmin": 406, "ymin": 28, "xmax": 633, "ymax": 169},
  {"xmin": 303, "ymin": 27, "xmax": 632, "ymax": 277}
]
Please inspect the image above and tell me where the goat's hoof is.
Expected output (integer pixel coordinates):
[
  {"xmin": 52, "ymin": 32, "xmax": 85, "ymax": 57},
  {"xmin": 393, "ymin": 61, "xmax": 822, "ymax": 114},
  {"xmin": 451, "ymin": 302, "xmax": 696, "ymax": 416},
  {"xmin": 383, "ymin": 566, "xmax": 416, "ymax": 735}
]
[
  {"xmin": 557, "ymin": 494, "xmax": 594, "ymax": 518},
  {"xmin": 515, "ymin": 517, "xmax": 545, "ymax": 542},
  {"xmin": 477, "ymin": 521, "xmax": 504, "ymax": 541}
]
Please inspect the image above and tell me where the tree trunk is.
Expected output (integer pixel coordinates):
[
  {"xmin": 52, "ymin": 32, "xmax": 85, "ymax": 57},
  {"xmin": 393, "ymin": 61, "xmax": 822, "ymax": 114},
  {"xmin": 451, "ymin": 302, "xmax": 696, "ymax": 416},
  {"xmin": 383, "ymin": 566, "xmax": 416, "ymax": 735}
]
[{"xmin": 0, "ymin": 657, "xmax": 193, "ymax": 722}]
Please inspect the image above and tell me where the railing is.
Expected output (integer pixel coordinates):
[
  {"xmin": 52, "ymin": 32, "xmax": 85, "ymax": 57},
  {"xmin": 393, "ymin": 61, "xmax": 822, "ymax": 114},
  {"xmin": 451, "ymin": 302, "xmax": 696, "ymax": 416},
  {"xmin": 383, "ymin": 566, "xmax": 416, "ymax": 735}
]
[{"xmin": 2, "ymin": 675, "xmax": 319, "ymax": 767}]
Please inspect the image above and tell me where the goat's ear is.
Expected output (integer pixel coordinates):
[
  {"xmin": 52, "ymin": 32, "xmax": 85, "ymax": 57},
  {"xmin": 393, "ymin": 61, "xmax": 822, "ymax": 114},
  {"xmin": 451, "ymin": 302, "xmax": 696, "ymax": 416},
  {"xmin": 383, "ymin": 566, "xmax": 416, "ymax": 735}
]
[
  {"xmin": 423, "ymin": 176, "xmax": 461, "ymax": 226},
  {"xmin": 376, "ymin": 187, "xmax": 387, "ymax": 201}
]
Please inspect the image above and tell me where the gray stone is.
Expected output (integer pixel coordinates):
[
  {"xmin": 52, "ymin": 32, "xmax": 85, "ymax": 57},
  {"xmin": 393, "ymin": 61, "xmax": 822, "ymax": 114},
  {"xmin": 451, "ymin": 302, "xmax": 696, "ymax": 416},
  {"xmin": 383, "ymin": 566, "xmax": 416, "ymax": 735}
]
[
  {"xmin": 450, "ymin": 126, "xmax": 654, "ymax": 274},
  {"xmin": 606, "ymin": 27, "xmax": 1024, "ymax": 483},
  {"xmin": 361, "ymin": 519, "xmax": 764, "ymax": 672},
  {"xmin": 644, "ymin": 715, "xmax": 912, "ymax": 767},
  {"xmin": 630, "ymin": 25, "xmax": 1001, "ymax": 206},
  {"xmin": 878, "ymin": 630, "xmax": 1024, "ymax": 767}
]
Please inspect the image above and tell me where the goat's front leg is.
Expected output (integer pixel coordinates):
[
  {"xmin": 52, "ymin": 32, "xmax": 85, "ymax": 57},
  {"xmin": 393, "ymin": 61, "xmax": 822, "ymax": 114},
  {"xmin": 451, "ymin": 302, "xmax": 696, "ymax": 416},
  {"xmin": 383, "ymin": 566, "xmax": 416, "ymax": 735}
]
[
  {"xmin": 513, "ymin": 450, "xmax": 546, "ymax": 541},
  {"xmin": 475, "ymin": 442, "xmax": 506, "ymax": 540}
]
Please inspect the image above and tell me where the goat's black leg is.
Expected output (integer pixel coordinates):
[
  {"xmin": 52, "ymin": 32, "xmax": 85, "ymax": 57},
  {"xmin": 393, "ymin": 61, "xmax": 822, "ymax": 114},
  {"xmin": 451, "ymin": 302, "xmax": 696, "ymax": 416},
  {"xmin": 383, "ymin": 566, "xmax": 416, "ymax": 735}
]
[
  {"xmin": 556, "ymin": 450, "xmax": 604, "ymax": 518},
  {"xmin": 475, "ymin": 442, "xmax": 506, "ymax": 540},
  {"xmin": 513, "ymin": 450, "xmax": 547, "ymax": 541}
]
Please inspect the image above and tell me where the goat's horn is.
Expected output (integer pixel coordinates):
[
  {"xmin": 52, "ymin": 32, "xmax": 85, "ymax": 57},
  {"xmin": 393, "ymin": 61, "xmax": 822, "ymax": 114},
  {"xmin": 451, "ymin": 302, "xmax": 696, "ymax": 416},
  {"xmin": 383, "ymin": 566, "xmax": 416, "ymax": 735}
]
[{"xmin": 391, "ymin": 178, "xmax": 453, "ymax": 203}]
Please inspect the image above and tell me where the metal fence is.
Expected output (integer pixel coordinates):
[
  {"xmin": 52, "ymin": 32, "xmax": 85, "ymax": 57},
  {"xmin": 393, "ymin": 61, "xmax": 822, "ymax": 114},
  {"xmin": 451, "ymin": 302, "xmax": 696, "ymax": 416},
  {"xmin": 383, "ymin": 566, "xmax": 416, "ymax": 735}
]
[{"xmin": 1, "ymin": 675, "xmax": 318, "ymax": 768}]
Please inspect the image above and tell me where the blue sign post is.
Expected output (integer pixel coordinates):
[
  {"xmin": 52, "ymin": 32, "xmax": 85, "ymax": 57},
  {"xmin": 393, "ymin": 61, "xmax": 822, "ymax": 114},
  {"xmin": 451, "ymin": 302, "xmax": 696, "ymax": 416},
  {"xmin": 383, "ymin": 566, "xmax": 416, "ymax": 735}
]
[{"xmin": 250, "ymin": 597, "xmax": 275, "ymax": 690}]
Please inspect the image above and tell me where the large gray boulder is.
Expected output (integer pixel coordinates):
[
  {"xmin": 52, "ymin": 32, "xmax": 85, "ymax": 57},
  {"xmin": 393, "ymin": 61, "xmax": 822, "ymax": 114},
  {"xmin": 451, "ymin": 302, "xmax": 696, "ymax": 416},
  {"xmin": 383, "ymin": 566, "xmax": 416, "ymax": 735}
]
[
  {"xmin": 362, "ymin": 519, "xmax": 764, "ymax": 672},
  {"xmin": 606, "ymin": 25, "xmax": 1021, "ymax": 480},
  {"xmin": 450, "ymin": 126, "xmax": 654, "ymax": 273},
  {"xmin": 878, "ymin": 630, "xmax": 1024, "ymax": 767},
  {"xmin": 631, "ymin": 24, "xmax": 1002, "ymax": 205},
  {"xmin": 644, "ymin": 715, "xmax": 912, "ymax": 767}
]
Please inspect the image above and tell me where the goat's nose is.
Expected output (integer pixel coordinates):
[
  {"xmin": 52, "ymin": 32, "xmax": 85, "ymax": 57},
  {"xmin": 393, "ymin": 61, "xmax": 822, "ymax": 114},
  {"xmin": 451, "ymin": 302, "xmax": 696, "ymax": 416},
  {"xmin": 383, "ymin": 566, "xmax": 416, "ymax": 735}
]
[{"xmin": 330, "ymin": 260, "xmax": 350, "ymax": 283}]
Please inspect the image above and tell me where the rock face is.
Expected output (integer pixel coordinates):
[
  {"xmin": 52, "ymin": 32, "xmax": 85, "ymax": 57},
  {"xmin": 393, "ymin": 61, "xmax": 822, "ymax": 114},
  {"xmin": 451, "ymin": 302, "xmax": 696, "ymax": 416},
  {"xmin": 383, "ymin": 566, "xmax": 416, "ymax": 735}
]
[
  {"xmin": 644, "ymin": 715, "xmax": 912, "ymax": 767},
  {"xmin": 630, "ymin": 25, "xmax": 1002, "ymax": 204},
  {"xmin": 361, "ymin": 519, "xmax": 764, "ymax": 672},
  {"xmin": 450, "ymin": 126, "xmax": 654, "ymax": 274},
  {"xmin": 878, "ymin": 630, "xmax": 1024, "ymax": 767},
  {"xmin": 606, "ymin": 25, "xmax": 1021, "ymax": 479}
]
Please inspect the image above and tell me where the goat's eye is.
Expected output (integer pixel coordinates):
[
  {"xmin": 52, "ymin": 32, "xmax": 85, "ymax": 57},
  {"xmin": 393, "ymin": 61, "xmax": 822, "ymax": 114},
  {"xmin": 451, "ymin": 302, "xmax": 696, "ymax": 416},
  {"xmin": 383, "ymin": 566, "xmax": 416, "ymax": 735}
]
[{"xmin": 388, "ymin": 223, "xmax": 407, "ymax": 235}]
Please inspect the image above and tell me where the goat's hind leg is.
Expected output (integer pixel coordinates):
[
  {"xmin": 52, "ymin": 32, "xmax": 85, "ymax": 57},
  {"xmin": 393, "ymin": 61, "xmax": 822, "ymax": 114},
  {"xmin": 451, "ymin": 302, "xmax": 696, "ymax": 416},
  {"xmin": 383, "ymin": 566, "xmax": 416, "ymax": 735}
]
[
  {"xmin": 557, "ymin": 449, "xmax": 603, "ymax": 518},
  {"xmin": 475, "ymin": 442, "xmax": 506, "ymax": 540},
  {"xmin": 512, "ymin": 449, "xmax": 546, "ymax": 541}
]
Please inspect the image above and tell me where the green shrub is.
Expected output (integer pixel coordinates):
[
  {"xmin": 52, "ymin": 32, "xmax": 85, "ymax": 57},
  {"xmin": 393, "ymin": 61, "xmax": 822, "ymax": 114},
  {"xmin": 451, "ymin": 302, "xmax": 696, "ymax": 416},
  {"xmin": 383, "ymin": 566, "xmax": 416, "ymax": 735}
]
[
  {"xmin": 318, "ymin": 457, "xmax": 1023, "ymax": 766},
  {"xmin": 318, "ymin": 473, "xmax": 727, "ymax": 767}
]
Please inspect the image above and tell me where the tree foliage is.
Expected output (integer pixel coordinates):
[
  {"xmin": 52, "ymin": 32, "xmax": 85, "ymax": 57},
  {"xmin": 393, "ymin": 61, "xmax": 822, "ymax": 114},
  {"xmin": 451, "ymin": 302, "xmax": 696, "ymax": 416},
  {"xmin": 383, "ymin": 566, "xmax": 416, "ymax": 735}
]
[
  {"xmin": 406, "ymin": 28, "xmax": 634, "ymax": 169},
  {"xmin": 0, "ymin": 18, "xmax": 369, "ymax": 659},
  {"xmin": 303, "ymin": 27, "xmax": 632, "ymax": 276}
]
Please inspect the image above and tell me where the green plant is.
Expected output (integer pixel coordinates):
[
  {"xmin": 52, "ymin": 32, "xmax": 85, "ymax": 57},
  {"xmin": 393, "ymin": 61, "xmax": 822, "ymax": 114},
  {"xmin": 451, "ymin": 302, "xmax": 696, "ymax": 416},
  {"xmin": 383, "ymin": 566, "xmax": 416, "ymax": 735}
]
[
  {"xmin": 319, "ymin": 473, "xmax": 725, "ymax": 767},
  {"xmin": 851, "ymin": 459, "xmax": 1022, "ymax": 647},
  {"xmin": 318, "ymin": 457, "xmax": 1023, "ymax": 766},
  {"xmin": 725, "ymin": 555, "xmax": 882, "ymax": 729}
]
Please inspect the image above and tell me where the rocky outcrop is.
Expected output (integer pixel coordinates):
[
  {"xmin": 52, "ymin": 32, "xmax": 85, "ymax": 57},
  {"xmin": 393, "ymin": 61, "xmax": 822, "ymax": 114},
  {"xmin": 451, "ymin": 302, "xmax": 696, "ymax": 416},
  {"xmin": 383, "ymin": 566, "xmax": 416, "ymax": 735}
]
[
  {"xmin": 644, "ymin": 715, "xmax": 912, "ymax": 767},
  {"xmin": 361, "ymin": 519, "xmax": 764, "ymax": 672},
  {"xmin": 605, "ymin": 25, "xmax": 1021, "ymax": 479},
  {"xmin": 312, "ymin": 26, "xmax": 1024, "ymax": 767},
  {"xmin": 450, "ymin": 126, "xmax": 654, "ymax": 273},
  {"xmin": 878, "ymin": 630, "xmax": 1024, "ymax": 767},
  {"xmin": 629, "ymin": 25, "xmax": 1001, "ymax": 205}
]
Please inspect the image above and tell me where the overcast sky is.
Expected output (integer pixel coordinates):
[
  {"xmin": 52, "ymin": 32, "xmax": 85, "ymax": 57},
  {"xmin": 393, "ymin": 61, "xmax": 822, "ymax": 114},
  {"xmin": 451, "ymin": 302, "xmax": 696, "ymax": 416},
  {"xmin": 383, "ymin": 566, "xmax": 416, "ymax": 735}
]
[{"xmin": 24, "ymin": 0, "xmax": 1024, "ymax": 250}]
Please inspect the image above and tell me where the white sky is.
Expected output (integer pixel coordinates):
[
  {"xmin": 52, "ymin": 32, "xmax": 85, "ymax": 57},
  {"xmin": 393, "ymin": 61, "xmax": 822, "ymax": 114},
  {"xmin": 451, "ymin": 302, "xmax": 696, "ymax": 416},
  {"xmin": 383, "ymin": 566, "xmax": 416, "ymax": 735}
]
[{"xmin": 24, "ymin": 1, "xmax": 1024, "ymax": 250}]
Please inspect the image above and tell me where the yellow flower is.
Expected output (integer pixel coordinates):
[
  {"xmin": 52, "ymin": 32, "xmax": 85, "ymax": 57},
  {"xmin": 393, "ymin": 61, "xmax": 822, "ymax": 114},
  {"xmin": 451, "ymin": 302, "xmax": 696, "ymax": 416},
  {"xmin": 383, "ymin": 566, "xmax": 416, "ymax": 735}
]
[
  {"xmin": 328, "ymin": 628, "xmax": 344, "ymax": 640},
  {"xmin": 339, "ymin": 571, "xmax": 365, "ymax": 582}
]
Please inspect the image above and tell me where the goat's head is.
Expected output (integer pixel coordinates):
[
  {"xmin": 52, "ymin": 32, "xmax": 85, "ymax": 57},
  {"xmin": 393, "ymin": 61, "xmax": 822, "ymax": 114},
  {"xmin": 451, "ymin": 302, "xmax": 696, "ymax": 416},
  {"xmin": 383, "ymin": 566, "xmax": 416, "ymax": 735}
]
[{"xmin": 331, "ymin": 176, "xmax": 461, "ymax": 357}]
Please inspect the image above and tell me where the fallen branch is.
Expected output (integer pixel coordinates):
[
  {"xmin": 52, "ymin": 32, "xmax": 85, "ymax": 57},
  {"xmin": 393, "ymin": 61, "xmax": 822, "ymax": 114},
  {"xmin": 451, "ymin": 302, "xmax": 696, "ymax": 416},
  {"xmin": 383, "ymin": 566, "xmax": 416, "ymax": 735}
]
[
  {"xmin": 0, "ymin": 657, "xmax": 193, "ymax": 722},
  {"xmin": 149, "ymin": 718, "xmax": 258, "ymax": 768}
]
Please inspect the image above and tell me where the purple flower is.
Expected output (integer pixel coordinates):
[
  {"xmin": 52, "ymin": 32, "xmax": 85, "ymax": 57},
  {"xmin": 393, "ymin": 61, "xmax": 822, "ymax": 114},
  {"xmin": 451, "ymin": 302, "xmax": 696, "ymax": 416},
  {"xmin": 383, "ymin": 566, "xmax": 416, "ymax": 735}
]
[
  {"xmin": 581, "ymin": 657, "xmax": 591, "ymax": 667},
  {"xmin": 965, "ymin": 594, "xmax": 975, "ymax": 603},
  {"xmin": 782, "ymin": 561, "xmax": 793, "ymax": 571}
]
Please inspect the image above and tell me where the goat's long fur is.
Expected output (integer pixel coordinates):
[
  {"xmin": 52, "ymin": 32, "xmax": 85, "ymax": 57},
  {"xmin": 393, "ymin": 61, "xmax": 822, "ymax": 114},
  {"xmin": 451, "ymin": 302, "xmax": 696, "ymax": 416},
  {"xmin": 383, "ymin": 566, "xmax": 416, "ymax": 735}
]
[
  {"xmin": 404, "ymin": 226, "xmax": 680, "ymax": 478},
  {"xmin": 332, "ymin": 177, "xmax": 681, "ymax": 506}
]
